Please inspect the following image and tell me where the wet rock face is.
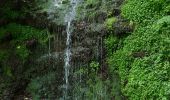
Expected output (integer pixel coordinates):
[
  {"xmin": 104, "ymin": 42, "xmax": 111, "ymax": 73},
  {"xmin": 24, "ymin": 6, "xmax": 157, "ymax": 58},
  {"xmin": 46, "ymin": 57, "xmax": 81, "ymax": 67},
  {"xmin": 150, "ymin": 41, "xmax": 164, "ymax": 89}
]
[
  {"xmin": 96, "ymin": 12, "xmax": 108, "ymax": 23},
  {"xmin": 71, "ymin": 47, "xmax": 92, "ymax": 62}
]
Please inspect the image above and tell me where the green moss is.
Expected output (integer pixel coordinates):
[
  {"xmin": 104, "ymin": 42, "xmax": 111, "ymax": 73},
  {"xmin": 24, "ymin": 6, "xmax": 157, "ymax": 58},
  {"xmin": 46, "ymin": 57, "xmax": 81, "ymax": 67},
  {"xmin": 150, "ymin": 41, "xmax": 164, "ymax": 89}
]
[
  {"xmin": 3, "ymin": 23, "xmax": 48, "ymax": 44},
  {"xmin": 105, "ymin": 17, "xmax": 117, "ymax": 30}
]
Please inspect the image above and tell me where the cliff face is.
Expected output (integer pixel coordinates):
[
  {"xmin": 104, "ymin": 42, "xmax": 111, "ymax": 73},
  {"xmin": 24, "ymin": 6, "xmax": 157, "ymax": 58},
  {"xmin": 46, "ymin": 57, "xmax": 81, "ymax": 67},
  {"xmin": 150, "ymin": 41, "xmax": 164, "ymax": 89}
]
[
  {"xmin": 0, "ymin": 0, "xmax": 126, "ymax": 100},
  {"xmin": 0, "ymin": 0, "xmax": 131, "ymax": 99}
]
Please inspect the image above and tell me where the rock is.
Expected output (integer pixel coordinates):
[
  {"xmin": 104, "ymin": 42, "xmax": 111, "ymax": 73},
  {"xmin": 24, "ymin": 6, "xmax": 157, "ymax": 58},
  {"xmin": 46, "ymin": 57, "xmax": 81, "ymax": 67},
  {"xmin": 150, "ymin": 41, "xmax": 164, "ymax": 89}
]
[
  {"xmin": 132, "ymin": 51, "xmax": 148, "ymax": 58},
  {"xmin": 71, "ymin": 47, "xmax": 92, "ymax": 62},
  {"xmin": 95, "ymin": 12, "xmax": 107, "ymax": 23},
  {"xmin": 25, "ymin": 39, "xmax": 37, "ymax": 50}
]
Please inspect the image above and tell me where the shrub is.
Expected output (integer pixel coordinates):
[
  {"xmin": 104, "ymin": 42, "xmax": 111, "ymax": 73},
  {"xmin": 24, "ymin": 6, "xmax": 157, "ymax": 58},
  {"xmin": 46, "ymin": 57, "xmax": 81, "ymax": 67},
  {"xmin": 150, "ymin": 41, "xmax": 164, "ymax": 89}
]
[
  {"xmin": 90, "ymin": 61, "xmax": 99, "ymax": 72},
  {"xmin": 104, "ymin": 36, "xmax": 119, "ymax": 55},
  {"xmin": 110, "ymin": 16, "xmax": 170, "ymax": 99},
  {"xmin": 105, "ymin": 17, "xmax": 117, "ymax": 30},
  {"xmin": 105, "ymin": 0, "xmax": 170, "ymax": 99},
  {"xmin": 0, "ymin": 23, "xmax": 49, "ymax": 61},
  {"xmin": 5, "ymin": 23, "xmax": 48, "ymax": 43},
  {"xmin": 27, "ymin": 73, "xmax": 59, "ymax": 100},
  {"xmin": 121, "ymin": 0, "xmax": 168, "ymax": 24}
]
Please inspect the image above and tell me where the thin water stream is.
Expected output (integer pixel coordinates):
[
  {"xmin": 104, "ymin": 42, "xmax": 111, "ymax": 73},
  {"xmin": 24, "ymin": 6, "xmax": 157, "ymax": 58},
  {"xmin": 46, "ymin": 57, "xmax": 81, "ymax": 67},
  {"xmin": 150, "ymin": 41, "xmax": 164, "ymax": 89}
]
[{"xmin": 63, "ymin": 0, "xmax": 80, "ymax": 99}]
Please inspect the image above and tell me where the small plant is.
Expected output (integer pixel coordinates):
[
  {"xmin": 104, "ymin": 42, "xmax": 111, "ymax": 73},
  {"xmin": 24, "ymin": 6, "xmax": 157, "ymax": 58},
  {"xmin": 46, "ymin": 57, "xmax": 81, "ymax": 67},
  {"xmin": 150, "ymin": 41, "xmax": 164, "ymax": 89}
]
[
  {"xmin": 90, "ymin": 61, "xmax": 99, "ymax": 72},
  {"xmin": 104, "ymin": 36, "xmax": 119, "ymax": 54},
  {"xmin": 15, "ymin": 45, "xmax": 30, "ymax": 61},
  {"xmin": 27, "ymin": 73, "xmax": 58, "ymax": 100},
  {"xmin": 85, "ymin": 77, "xmax": 111, "ymax": 99},
  {"xmin": 85, "ymin": 0, "xmax": 100, "ymax": 8},
  {"xmin": 105, "ymin": 17, "xmax": 117, "ymax": 30}
]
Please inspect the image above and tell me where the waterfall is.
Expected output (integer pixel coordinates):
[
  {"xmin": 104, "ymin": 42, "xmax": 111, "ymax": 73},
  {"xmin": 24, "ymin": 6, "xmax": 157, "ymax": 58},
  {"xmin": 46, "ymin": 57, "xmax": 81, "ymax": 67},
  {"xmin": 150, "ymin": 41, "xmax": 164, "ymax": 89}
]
[{"xmin": 63, "ymin": 0, "xmax": 80, "ymax": 99}]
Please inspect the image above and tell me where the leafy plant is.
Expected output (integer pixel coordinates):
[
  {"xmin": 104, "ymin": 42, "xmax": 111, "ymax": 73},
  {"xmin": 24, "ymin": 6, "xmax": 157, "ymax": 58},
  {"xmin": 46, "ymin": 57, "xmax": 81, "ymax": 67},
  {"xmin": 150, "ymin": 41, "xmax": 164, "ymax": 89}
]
[
  {"xmin": 105, "ymin": 17, "xmax": 117, "ymax": 30},
  {"xmin": 90, "ymin": 61, "xmax": 99, "ymax": 72},
  {"xmin": 15, "ymin": 45, "xmax": 30, "ymax": 61},
  {"xmin": 104, "ymin": 36, "xmax": 119, "ymax": 55},
  {"xmin": 27, "ymin": 73, "xmax": 59, "ymax": 100},
  {"xmin": 104, "ymin": 0, "xmax": 170, "ymax": 99}
]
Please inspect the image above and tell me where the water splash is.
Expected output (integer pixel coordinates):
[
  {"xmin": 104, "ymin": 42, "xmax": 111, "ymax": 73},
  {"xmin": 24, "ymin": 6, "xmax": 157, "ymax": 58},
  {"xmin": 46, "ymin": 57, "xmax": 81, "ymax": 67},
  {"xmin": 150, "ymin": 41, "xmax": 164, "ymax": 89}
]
[{"xmin": 54, "ymin": 0, "xmax": 63, "ymax": 7}]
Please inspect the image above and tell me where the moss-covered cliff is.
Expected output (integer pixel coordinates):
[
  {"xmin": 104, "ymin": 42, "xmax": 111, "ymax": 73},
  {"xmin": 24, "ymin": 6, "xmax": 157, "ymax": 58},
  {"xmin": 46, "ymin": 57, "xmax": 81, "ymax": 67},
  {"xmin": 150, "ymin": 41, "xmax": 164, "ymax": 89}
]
[{"xmin": 0, "ymin": 0, "xmax": 169, "ymax": 100}]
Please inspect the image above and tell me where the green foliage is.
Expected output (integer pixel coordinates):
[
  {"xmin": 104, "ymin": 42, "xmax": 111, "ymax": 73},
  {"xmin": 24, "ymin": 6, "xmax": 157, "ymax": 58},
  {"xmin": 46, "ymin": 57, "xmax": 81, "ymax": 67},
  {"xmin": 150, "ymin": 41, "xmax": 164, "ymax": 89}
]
[
  {"xmin": 0, "ymin": 50, "xmax": 12, "ymax": 78},
  {"xmin": 84, "ymin": 77, "xmax": 111, "ymax": 99},
  {"xmin": 107, "ymin": 10, "xmax": 170, "ymax": 100},
  {"xmin": 0, "ymin": 1, "xmax": 24, "ymax": 20},
  {"xmin": 0, "ymin": 7, "xmax": 21, "ymax": 20},
  {"xmin": 105, "ymin": 17, "xmax": 117, "ymax": 30},
  {"xmin": 104, "ymin": 36, "xmax": 119, "ymax": 55},
  {"xmin": 76, "ymin": 0, "xmax": 115, "ymax": 22},
  {"xmin": 27, "ymin": 73, "xmax": 58, "ymax": 100},
  {"xmin": 3, "ymin": 66, "xmax": 12, "ymax": 77},
  {"xmin": 0, "ymin": 22, "xmax": 49, "ymax": 98},
  {"xmin": 4, "ymin": 23, "xmax": 48, "ymax": 43},
  {"xmin": 15, "ymin": 45, "xmax": 30, "ymax": 60},
  {"xmin": 72, "ymin": 62, "xmax": 113, "ymax": 99},
  {"xmin": 85, "ymin": 0, "xmax": 100, "ymax": 7},
  {"xmin": 164, "ymin": 4, "xmax": 170, "ymax": 14},
  {"xmin": 121, "ymin": 17, "xmax": 169, "ymax": 99},
  {"xmin": 121, "ymin": 0, "xmax": 169, "ymax": 24},
  {"xmin": 124, "ymin": 56, "xmax": 170, "ymax": 100},
  {"xmin": 0, "ymin": 23, "xmax": 49, "ymax": 61},
  {"xmin": 103, "ymin": 0, "xmax": 170, "ymax": 99},
  {"xmin": 90, "ymin": 61, "xmax": 99, "ymax": 72},
  {"xmin": 73, "ymin": 68, "xmax": 112, "ymax": 100}
]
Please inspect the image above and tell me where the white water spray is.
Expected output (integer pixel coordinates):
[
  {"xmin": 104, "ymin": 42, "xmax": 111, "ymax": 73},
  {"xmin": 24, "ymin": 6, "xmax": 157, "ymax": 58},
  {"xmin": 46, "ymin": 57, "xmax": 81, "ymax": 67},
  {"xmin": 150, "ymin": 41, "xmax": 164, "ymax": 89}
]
[{"xmin": 63, "ymin": 0, "xmax": 80, "ymax": 99}]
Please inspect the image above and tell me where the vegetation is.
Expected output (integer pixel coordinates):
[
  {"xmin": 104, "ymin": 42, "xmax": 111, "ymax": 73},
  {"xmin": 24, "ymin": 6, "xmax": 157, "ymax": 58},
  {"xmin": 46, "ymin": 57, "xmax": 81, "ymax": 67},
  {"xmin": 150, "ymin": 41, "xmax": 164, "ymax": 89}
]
[
  {"xmin": 0, "ymin": 0, "xmax": 169, "ymax": 99},
  {"xmin": 105, "ymin": 0, "xmax": 170, "ymax": 99},
  {"xmin": 105, "ymin": 17, "xmax": 117, "ymax": 30},
  {"xmin": 27, "ymin": 73, "xmax": 58, "ymax": 100}
]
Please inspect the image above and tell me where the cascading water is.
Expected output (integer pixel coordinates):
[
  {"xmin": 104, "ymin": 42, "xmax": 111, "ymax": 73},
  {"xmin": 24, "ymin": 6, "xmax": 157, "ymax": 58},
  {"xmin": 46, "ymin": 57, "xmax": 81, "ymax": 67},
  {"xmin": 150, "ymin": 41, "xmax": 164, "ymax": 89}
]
[{"xmin": 63, "ymin": 0, "xmax": 80, "ymax": 99}]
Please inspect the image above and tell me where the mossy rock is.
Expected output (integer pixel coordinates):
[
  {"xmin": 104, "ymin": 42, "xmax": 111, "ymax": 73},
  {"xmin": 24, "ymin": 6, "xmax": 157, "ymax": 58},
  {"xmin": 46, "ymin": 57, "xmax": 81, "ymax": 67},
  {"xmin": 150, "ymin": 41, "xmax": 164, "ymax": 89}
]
[{"xmin": 105, "ymin": 17, "xmax": 117, "ymax": 30}]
